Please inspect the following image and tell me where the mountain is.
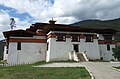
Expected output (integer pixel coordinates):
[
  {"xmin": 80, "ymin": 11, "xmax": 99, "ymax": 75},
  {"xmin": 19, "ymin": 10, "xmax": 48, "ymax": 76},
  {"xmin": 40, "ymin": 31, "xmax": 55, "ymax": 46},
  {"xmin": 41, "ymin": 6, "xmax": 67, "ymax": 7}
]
[
  {"xmin": 71, "ymin": 18, "xmax": 120, "ymax": 41},
  {"xmin": 70, "ymin": 18, "xmax": 120, "ymax": 31}
]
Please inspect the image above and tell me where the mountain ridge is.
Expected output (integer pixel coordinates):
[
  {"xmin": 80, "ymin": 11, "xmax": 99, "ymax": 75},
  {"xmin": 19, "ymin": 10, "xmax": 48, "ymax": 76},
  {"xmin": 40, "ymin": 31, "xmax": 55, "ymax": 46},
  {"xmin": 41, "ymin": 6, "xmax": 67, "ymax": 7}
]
[
  {"xmin": 70, "ymin": 18, "xmax": 120, "ymax": 31},
  {"xmin": 70, "ymin": 18, "xmax": 120, "ymax": 41}
]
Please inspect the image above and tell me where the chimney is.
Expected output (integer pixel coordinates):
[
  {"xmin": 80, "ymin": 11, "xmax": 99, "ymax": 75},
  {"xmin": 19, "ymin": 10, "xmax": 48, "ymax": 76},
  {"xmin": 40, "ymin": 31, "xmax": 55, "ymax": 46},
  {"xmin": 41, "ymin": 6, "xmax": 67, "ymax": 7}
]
[{"xmin": 49, "ymin": 18, "xmax": 56, "ymax": 24}]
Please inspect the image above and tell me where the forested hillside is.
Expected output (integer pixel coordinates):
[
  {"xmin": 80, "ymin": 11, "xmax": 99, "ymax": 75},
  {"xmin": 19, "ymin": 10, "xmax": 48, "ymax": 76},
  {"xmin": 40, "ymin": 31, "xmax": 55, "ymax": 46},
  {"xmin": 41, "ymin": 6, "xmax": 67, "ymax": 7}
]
[{"xmin": 71, "ymin": 18, "xmax": 120, "ymax": 41}]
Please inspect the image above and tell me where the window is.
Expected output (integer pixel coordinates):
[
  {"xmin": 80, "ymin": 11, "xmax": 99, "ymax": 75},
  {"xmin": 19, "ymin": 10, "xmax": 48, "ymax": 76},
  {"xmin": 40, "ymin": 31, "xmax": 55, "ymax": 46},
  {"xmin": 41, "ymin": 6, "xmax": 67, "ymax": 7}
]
[
  {"xmin": 56, "ymin": 35, "xmax": 66, "ymax": 41},
  {"xmin": 71, "ymin": 36, "xmax": 80, "ymax": 42},
  {"xmin": 107, "ymin": 44, "xmax": 110, "ymax": 51},
  {"xmin": 73, "ymin": 44, "xmax": 79, "ymax": 52},
  {"xmin": 104, "ymin": 35, "xmax": 112, "ymax": 40},
  {"xmin": 85, "ymin": 35, "xmax": 93, "ymax": 42},
  {"xmin": 6, "ymin": 50, "xmax": 8, "ymax": 54},
  {"xmin": 6, "ymin": 46, "xmax": 8, "ymax": 54},
  {"xmin": 17, "ymin": 42, "xmax": 21, "ymax": 50}
]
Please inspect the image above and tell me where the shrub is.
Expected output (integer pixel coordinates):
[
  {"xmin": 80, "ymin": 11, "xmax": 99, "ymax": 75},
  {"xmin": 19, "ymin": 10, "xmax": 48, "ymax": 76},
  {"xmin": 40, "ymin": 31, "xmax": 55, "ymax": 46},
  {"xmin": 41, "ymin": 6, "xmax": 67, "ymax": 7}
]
[{"xmin": 112, "ymin": 46, "xmax": 120, "ymax": 61}]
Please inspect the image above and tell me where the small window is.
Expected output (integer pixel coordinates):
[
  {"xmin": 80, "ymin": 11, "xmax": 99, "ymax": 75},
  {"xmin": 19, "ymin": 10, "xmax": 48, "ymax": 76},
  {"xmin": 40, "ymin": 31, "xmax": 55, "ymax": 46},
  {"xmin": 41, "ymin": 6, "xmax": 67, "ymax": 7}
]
[
  {"xmin": 71, "ymin": 36, "xmax": 80, "ymax": 42},
  {"xmin": 6, "ymin": 49, "xmax": 8, "ymax": 54},
  {"xmin": 17, "ymin": 42, "xmax": 21, "ymax": 50},
  {"xmin": 73, "ymin": 44, "xmax": 79, "ymax": 52},
  {"xmin": 56, "ymin": 35, "xmax": 66, "ymax": 41},
  {"xmin": 6, "ymin": 46, "xmax": 8, "ymax": 54},
  {"xmin": 107, "ymin": 44, "xmax": 110, "ymax": 51},
  {"xmin": 85, "ymin": 36, "xmax": 93, "ymax": 42}
]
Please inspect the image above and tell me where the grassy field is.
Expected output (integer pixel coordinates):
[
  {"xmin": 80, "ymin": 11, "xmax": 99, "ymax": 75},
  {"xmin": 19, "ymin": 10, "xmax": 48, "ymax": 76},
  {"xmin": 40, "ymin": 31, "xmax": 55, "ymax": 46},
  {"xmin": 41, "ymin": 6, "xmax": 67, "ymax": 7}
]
[
  {"xmin": 114, "ymin": 66, "xmax": 120, "ymax": 69},
  {"xmin": 0, "ymin": 64, "xmax": 91, "ymax": 79}
]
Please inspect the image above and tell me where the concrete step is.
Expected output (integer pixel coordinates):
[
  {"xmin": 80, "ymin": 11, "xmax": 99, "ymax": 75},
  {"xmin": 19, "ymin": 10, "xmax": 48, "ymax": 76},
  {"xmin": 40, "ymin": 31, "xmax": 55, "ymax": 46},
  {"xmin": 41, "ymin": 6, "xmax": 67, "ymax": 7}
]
[{"xmin": 77, "ymin": 53, "xmax": 88, "ymax": 61}]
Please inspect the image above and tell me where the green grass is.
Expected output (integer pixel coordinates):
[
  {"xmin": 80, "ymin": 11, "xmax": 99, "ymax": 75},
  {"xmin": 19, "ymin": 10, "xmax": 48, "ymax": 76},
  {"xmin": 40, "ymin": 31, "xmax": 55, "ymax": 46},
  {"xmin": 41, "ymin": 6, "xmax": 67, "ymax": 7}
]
[
  {"xmin": 32, "ymin": 61, "xmax": 49, "ymax": 66},
  {"xmin": 114, "ymin": 66, "xmax": 120, "ymax": 69},
  {"xmin": 0, "ymin": 60, "xmax": 7, "ymax": 64},
  {"xmin": 89, "ymin": 59, "xmax": 109, "ymax": 62},
  {"xmin": 48, "ymin": 60, "xmax": 79, "ymax": 63},
  {"xmin": 0, "ymin": 64, "xmax": 91, "ymax": 79}
]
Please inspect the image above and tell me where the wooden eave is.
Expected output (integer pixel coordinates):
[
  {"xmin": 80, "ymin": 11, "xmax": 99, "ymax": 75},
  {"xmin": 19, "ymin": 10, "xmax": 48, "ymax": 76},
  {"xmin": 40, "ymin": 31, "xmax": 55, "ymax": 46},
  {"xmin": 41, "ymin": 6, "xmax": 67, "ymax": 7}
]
[
  {"xmin": 4, "ymin": 23, "xmax": 118, "ymax": 39},
  {"xmin": 3, "ymin": 30, "xmax": 37, "ymax": 38},
  {"xmin": 27, "ymin": 22, "xmax": 118, "ymax": 34}
]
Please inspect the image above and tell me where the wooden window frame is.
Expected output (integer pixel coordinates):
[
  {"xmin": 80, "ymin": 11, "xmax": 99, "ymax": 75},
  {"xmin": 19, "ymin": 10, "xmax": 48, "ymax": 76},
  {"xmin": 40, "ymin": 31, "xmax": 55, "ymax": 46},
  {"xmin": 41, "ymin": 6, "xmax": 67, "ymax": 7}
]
[
  {"xmin": 56, "ymin": 35, "xmax": 66, "ymax": 41},
  {"xmin": 71, "ymin": 36, "xmax": 80, "ymax": 42},
  {"xmin": 85, "ymin": 35, "xmax": 93, "ymax": 42}
]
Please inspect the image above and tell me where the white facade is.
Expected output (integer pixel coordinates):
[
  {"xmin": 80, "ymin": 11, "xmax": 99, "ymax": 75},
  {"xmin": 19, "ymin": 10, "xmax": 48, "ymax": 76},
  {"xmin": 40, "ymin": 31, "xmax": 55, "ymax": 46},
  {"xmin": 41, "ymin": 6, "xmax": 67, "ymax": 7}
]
[
  {"xmin": 4, "ymin": 31, "xmax": 116, "ymax": 64},
  {"xmin": 99, "ymin": 44, "xmax": 115, "ymax": 61},
  {"xmin": 46, "ymin": 31, "xmax": 100, "ymax": 62},
  {"xmin": 47, "ymin": 37, "xmax": 73, "ymax": 61},
  {"xmin": 98, "ymin": 34, "xmax": 116, "ymax": 61},
  {"xmin": 3, "ymin": 45, "xmax": 8, "ymax": 60},
  {"xmin": 80, "ymin": 38, "xmax": 100, "ymax": 60},
  {"xmin": 7, "ymin": 39, "xmax": 46, "ymax": 64}
]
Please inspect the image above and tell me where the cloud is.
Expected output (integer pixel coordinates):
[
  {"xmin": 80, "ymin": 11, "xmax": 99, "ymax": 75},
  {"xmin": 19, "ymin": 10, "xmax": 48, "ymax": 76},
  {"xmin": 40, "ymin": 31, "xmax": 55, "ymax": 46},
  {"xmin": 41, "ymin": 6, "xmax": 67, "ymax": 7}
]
[
  {"xmin": 0, "ymin": 11, "xmax": 10, "ymax": 40},
  {"xmin": 0, "ymin": 0, "xmax": 53, "ymax": 22},
  {"xmin": 0, "ymin": 10, "xmax": 10, "ymax": 30},
  {"xmin": 0, "ymin": 10, "xmax": 31, "ymax": 40},
  {"xmin": 31, "ymin": 0, "xmax": 120, "ymax": 23},
  {"xmin": 1, "ymin": 0, "xmax": 120, "ymax": 23},
  {"xmin": 0, "ymin": 0, "xmax": 120, "ymax": 39}
]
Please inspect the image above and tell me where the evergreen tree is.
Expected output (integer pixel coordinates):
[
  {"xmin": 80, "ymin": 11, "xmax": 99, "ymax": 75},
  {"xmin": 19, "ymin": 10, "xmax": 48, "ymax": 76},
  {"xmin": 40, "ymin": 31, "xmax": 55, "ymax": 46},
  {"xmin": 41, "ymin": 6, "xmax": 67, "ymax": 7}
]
[
  {"xmin": 10, "ymin": 18, "xmax": 16, "ymax": 30},
  {"xmin": 112, "ymin": 46, "xmax": 120, "ymax": 61}
]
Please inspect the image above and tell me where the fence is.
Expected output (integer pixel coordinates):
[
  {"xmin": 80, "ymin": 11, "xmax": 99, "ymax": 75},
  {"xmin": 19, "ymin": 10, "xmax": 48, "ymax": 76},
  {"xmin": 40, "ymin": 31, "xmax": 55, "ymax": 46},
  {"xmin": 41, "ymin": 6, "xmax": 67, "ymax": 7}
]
[{"xmin": 0, "ymin": 62, "xmax": 32, "ymax": 67}]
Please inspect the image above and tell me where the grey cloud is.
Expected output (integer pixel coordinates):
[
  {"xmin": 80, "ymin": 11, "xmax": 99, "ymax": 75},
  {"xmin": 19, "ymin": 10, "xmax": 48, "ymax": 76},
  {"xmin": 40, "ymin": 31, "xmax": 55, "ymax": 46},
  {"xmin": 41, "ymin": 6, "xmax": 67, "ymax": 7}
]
[
  {"xmin": 50, "ymin": 0, "xmax": 120, "ymax": 22},
  {"xmin": 1, "ymin": 0, "xmax": 120, "ymax": 40}
]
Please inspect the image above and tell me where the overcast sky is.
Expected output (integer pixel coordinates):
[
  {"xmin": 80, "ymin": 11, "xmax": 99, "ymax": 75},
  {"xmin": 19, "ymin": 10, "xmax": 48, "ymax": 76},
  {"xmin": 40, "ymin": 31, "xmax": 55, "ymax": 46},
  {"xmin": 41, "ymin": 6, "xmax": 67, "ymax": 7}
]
[{"xmin": 0, "ymin": 0, "xmax": 120, "ymax": 40}]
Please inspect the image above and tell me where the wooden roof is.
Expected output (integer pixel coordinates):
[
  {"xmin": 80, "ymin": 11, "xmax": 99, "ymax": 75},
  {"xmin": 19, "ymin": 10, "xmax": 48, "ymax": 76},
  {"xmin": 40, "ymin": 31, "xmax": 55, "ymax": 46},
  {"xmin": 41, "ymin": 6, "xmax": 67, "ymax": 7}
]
[
  {"xmin": 3, "ymin": 29, "xmax": 36, "ymax": 38},
  {"xmin": 26, "ymin": 22, "xmax": 118, "ymax": 34},
  {"xmin": 3, "ymin": 22, "xmax": 118, "ymax": 39}
]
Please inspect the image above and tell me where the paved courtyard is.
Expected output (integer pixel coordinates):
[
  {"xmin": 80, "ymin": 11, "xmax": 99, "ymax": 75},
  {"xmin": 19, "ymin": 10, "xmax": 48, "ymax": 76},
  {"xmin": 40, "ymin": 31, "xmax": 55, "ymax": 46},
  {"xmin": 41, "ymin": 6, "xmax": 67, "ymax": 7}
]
[{"xmin": 35, "ymin": 62, "xmax": 120, "ymax": 79}]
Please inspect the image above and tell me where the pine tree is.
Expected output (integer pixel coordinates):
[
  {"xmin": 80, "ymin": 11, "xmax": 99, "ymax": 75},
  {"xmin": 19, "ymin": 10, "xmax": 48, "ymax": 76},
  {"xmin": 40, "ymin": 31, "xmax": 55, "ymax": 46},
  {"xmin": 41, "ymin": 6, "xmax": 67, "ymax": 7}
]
[{"xmin": 10, "ymin": 18, "xmax": 16, "ymax": 30}]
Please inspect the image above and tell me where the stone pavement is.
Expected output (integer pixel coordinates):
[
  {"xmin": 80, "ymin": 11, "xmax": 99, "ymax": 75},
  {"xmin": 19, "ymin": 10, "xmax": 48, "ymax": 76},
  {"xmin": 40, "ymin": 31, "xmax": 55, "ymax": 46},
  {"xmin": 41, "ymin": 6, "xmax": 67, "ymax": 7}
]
[
  {"xmin": 35, "ymin": 62, "xmax": 120, "ymax": 79},
  {"xmin": 35, "ymin": 63, "xmax": 84, "ymax": 67},
  {"xmin": 81, "ymin": 62, "xmax": 120, "ymax": 79}
]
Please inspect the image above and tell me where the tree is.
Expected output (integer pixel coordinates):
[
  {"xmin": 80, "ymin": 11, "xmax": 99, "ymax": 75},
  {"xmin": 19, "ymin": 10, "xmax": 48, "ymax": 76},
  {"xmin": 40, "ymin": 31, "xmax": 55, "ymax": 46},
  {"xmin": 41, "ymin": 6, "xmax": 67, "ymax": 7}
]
[
  {"xmin": 10, "ymin": 18, "xmax": 16, "ymax": 30},
  {"xmin": 112, "ymin": 46, "xmax": 120, "ymax": 61}
]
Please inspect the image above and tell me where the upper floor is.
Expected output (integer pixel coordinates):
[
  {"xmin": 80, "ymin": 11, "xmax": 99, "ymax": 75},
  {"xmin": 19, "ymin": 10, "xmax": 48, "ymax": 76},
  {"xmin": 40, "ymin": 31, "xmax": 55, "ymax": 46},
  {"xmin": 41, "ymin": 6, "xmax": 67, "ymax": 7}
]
[{"xmin": 3, "ymin": 20, "xmax": 118, "ymax": 44}]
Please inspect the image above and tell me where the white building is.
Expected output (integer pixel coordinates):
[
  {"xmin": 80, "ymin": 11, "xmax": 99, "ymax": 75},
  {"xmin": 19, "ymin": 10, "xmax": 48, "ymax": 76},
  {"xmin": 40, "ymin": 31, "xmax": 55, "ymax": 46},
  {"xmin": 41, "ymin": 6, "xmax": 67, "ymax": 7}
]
[{"xmin": 3, "ymin": 20, "xmax": 117, "ymax": 64}]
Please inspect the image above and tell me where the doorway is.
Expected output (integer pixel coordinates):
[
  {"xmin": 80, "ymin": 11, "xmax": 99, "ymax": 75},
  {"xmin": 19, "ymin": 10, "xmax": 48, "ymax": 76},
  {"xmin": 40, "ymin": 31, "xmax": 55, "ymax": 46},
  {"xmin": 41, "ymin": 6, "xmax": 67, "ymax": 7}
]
[{"xmin": 73, "ymin": 44, "xmax": 79, "ymax": 52}]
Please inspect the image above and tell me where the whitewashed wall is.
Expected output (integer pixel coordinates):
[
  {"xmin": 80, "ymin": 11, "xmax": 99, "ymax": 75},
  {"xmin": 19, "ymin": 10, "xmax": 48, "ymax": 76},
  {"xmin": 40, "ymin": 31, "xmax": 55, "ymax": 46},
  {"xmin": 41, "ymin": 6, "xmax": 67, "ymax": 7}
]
[
  {"xmin": 7, "ymin": 42, "xmax": 46, "ymax": 64},
  {"xmin": 80, "ymin": 38, "xmax": 100, "ymax": 60},
  {"xmin": 3, "ymin": 45, "xmax": 8, "ymax": 60},
  {"xmin": 47, "ymin": 38, "xmax": 73, "ymax": 61},
  {"xmin": 98, "ymin": 34, "xmax": 116, "ymax": 61},
  {"xmin": 99, "ymin": 44, "xmax": 115, "ymax": 61},
  {"xmin": 47, "ymin": 31, "xmax": 100, "ymax": 61}
]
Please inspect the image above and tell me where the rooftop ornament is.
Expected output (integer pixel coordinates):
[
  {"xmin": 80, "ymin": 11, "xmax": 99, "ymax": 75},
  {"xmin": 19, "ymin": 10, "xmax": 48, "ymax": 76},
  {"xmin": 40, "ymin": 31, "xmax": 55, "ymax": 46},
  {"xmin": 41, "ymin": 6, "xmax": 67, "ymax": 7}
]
[{"xmin": 49, "ymin": 18, "xmax": 56, "ymax": 24}]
